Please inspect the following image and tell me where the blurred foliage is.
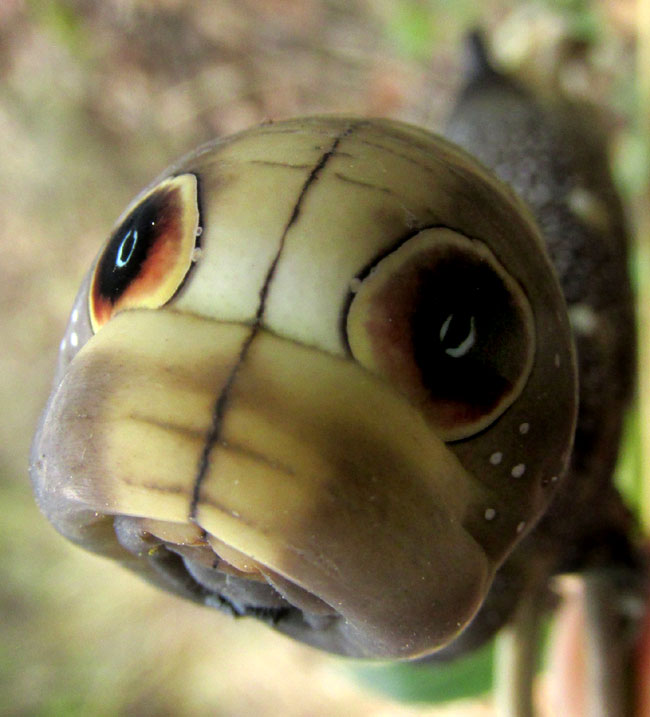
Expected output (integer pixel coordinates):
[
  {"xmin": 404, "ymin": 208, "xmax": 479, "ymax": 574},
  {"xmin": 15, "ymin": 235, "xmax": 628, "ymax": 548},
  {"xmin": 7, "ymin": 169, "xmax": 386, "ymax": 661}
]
[
  {"xmin": 614, "ymin": 123, "xmax": 650, "ymax": 197},
  {"xmin": 545, "ymin": 0, "xmax": 601, "ymax": 40},
  {"xmin": 28, "ymin": 0, "xmax": 87, "ymax": 53},
  {"xmin": 615, "ymin": 408, "xmax": 644, "ymax": 534},
  {"xmin": 0, "ymin": 0, "xmax": 646, "ymax": 715},
  {"xmin": 379, "ymin": 0, "xmax": 481, "ymax": 59},
  {"xmin": 353, "ymin": 640, "xmax": 495, "ymax": 704}
]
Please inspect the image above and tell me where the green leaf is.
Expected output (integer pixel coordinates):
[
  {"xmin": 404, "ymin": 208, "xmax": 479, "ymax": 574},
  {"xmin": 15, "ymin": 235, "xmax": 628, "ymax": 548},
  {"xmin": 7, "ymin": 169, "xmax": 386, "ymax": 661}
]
[{"xmin": 350, "ymin": 638, "xmax": 494, "ymax": 704}]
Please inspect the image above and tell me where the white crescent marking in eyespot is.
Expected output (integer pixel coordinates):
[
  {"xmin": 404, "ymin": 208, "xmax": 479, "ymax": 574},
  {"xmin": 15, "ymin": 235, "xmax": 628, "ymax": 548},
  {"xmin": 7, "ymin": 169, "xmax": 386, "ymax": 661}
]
[
  {"xmin": 441, "ymin": 314, "xmax": 476, "ymax": 358},
  {"xmin": 115, "ymin": 229, "xmax": 138, "ymax": 268}
]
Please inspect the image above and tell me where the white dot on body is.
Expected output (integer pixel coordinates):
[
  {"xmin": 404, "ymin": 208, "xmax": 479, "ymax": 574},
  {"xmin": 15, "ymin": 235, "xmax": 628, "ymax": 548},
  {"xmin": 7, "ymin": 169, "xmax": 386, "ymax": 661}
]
[
  {"xmin": 511, "ymin": 463, "xmax": 526, "ymax": 478},
  {"xmin": 489, "ymin": 452, "xmax": 503, "ymax": 465},
  {"xmin": 484, "ymin": 508, "xmax": 497, "ymax": 521}
]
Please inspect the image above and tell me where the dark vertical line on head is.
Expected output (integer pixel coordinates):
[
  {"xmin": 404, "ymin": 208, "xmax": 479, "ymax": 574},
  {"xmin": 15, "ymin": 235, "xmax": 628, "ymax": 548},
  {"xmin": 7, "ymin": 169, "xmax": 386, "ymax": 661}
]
[
  {"xmin": 189, "ymin": 122, "xmax": 358, "ymax": 520},
  {"xmin": 253, "ymin": 124, "xmax": 356, "ymax": 320},
  {"xmin": 189, "ymin": 327, "xmax": 257, "ymax": 519}
]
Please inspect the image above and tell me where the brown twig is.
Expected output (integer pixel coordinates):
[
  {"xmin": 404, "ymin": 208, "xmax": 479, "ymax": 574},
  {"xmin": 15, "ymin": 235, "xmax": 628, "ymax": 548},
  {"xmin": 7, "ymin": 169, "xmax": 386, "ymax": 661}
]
[{"xmin": 582, "ymin": 568, "xmax": 645, "ymax": 717}]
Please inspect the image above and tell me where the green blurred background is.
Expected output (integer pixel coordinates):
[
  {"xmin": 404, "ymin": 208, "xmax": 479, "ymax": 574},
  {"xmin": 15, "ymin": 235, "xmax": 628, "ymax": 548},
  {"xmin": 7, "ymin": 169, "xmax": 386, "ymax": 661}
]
[{"xmin": 1, "ymin": 1, "xmax": 647, "ymax": 715}]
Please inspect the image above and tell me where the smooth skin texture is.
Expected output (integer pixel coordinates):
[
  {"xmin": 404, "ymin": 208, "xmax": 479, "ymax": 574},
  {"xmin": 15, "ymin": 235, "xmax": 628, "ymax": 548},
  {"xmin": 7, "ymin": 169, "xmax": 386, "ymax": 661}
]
[{"xmin": 31, "ymin": 116, "xmax": 577, "ymax": 659}]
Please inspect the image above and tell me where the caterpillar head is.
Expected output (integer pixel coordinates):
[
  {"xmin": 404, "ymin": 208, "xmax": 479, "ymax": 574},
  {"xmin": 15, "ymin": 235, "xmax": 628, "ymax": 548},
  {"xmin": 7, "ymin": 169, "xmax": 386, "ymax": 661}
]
[{"xmin": 31, "ymin": 117, "xmax": 576, "ymax": 659}]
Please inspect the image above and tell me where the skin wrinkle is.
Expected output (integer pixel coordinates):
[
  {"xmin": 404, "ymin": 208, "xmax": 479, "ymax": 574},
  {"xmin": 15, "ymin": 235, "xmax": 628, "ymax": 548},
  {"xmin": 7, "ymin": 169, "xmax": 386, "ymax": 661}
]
[
  {"xmin": 219, "ymin": 440, "xmax": 297, "ymax": 477},
  {"xmin": 361, "ymin": 123, "xmax": 503, "ymax": 190},
  {"xmin": 253, "ymin": 128, "xmax": 311, "ymax": 135},
  {"xmin": 123, "ymin": 415, "xmax": 297, "ymax": 484},
  {"xmin": 119, "ymin": 476, "xmax": 189, "ymax": 496},
  {"xmin": 189, "ymin": 494, "xmax": 262, "ymax": 531},
  {"xmin": 337, "ymin": 177, "xmax": 538, "ymax": 308},
  {"xmin": 355, "ymin": 133, "xmax": 531, "ymax": 238},
  {"xmin": 332, "ymin": 171, "xmax": 400, "ymax": 196},
  {"xmin": 248, "ymin": 160, "xmax": 313, "ymax": 169},
  {"xmin": 125, "ymin": 413, "xmax": 207, "ymax": 440},
  {"xmin": 355, "ymin": 137, "xmax": 446, "ymax": 176},
  {"xmin": 189, "ymin": 121, "xmax": 361, "ymax": 521}
]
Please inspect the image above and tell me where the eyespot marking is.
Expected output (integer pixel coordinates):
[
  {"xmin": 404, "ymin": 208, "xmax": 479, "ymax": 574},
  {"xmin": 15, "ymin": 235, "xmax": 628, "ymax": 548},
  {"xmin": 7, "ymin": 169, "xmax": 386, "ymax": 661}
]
[
  {"xmin": 346, "ymin": 228, "xmax": 536, "ymax": 441},
  {"xmin": 89, "ymin": 173, "xmax": 200, "ymax": 332}
]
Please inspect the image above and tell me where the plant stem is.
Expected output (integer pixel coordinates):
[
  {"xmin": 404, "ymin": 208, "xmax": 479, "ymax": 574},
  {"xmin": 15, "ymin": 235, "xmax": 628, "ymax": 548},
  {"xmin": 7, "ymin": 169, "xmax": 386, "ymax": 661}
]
[{"xmin": 494, "ymin": 581, "xmax": 542, "ymax": 717}]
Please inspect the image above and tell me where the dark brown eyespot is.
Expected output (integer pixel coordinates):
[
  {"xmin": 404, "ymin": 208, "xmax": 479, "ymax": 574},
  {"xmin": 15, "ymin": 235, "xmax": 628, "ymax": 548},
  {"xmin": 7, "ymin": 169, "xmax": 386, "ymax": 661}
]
[
  {"xmin": 89, "ymin": 174, "xmax": 200, "ymax": 332},
  {"xmin": 346, "ymin": 228, "xmax": 535, "ymax": 441}
]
